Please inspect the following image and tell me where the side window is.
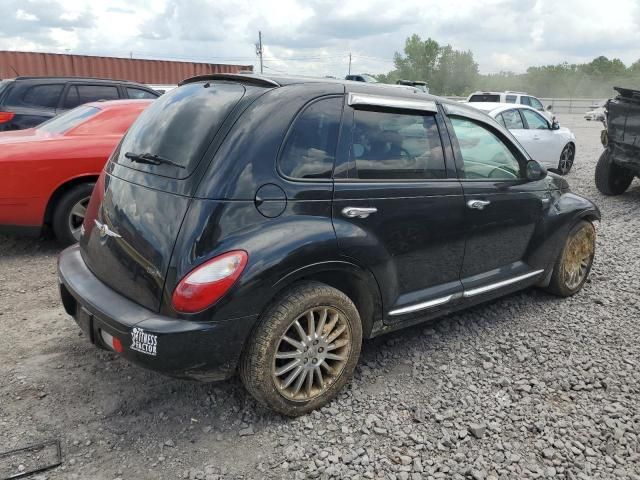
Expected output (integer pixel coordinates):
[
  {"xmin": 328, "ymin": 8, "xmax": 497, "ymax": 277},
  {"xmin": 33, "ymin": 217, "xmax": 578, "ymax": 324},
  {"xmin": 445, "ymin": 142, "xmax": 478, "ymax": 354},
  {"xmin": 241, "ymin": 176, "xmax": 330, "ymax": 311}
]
[
  {"xmin": 127, "ymin": 87, "xmax": 158, "ymax": 99},
  {"xmin": 520, "ymin": 96, "xmax": 532, "ymax": 106},
  {"xmin": 21, "ymin": 84, "xmax": 64, "ymax": 109},
  {"xmin": 529, "ymin": 97, "xmax": 544, "ymax": 110},
  {"xmin": 64, "ymin": 85, "xmax": 120, "ymax": 109},
  {"xmin": 521, "ymin": 109, "xmax": 548, "ymax": 130},
  {"xmin": 496, "ymin": 114, "xmax": 507, "ymax": 128},
  {"xmin": 279, "ymin": 97, "xmax": 342, "ymax": 179},
  {"xmin": 505, "ymin": 95, "xmax": 517, "ymax": 103},
  {"xmin": 351, "ymin": 110, "xmax": 446, "ymax": 180},
  {"xmin": 450, "ymin": 117, "xmax": 521, "ymax": 180},
  {"xmin": 501, "ymin": 109, "xmax": 525, "ymax": 129}
]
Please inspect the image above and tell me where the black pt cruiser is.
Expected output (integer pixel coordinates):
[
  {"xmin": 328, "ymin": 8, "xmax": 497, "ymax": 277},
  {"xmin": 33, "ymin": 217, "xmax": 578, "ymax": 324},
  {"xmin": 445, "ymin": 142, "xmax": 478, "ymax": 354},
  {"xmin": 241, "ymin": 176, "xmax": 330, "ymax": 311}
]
[{"xmin": 58, "ymin": 74, "xmax": 600, "ymax": 416}]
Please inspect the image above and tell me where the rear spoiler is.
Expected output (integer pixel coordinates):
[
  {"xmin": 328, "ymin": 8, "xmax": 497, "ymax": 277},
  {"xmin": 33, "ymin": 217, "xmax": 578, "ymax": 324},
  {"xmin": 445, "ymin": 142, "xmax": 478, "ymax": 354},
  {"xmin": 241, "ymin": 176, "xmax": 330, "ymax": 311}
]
[
  {"xmin": 180, "ymin": 74, "xmax": 280, "ymax": 88},
  {"xmin": 614, "ymin": 86, "xmax": 640, "ymax": 104}
]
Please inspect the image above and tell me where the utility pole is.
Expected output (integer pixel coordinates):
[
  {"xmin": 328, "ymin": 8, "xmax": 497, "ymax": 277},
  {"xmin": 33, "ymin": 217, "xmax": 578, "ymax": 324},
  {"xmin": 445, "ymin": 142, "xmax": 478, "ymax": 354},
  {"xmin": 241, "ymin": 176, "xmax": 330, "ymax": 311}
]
[
  {"xmin": 255, "ymin": 31, "xmax": 263, "ymax": 74},
  {"xmin": 348, "ymin": 52, "xmax": 352, "ymax": 75}
]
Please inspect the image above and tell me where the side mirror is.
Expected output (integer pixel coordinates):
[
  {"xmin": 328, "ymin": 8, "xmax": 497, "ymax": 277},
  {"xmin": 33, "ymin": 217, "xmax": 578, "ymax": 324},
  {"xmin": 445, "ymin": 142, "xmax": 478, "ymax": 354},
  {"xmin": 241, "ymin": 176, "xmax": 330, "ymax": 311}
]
[
  {"xmin": 546, "ymin": 105, "xmax": 553, "ymax": 111},
  {"xmin": 551, "ymin": 120, "xmax": 560, "ymax": 130},
  {"xmin": 526, "ymin": 159, "xmax": 547, "ymax": 181}
]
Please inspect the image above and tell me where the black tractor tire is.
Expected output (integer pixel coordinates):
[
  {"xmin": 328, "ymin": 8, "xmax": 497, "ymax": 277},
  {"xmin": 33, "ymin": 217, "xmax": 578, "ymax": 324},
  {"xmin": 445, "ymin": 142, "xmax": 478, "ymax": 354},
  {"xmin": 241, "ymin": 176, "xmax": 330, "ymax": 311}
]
[{"xmin": 595, "ymin": 150, "xmax": 633, "ymax": 195}]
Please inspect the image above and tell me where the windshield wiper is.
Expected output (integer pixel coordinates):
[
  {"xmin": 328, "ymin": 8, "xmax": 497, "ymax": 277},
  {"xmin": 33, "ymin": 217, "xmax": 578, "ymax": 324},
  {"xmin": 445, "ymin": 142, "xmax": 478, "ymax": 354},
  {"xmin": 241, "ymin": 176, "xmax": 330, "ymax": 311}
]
[{"xmin": 124, "ymin": 152, "xmax": 185, "ymax": 169}]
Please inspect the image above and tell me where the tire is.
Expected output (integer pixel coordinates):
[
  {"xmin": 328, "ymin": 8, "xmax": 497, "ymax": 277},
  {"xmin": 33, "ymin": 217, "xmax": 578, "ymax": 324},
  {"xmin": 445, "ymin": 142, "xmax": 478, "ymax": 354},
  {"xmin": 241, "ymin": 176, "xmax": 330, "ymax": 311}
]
[
  {"xmin": 240, "ymin": 282, "xmax": 362, "ymax": 416},
  {"xmin": 52, "ymin": 183, "xmax": 95, "ymax": 247},
  {"xmin": 557, "ymin": 143, "xmax": 575, "ymax": 175},
  {"xmin": 595, "ymin": 150, "xmax": 633, "ymax": 195},
  {"xmin": 545, "ymin": 220, "xmax": 596, "ymax": 297}
]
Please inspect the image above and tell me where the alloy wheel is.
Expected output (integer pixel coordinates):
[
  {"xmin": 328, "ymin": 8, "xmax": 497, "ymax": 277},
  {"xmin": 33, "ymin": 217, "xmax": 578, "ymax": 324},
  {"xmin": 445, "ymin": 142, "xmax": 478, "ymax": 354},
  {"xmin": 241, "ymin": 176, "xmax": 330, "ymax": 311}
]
[
  {"xmin": 272, "ymin": 306, "xmax": 352, "ymax": 402},
  {"xmin": 562, "ymin": 223, "xmax": 595, "ymax": 290},
  {"xmin": 559, "ymin": 145, "xmax": 574, "ymax": 174},
  {"xmin": 68, "ymin": 196, "xmax": 90, "ymax": 242}
]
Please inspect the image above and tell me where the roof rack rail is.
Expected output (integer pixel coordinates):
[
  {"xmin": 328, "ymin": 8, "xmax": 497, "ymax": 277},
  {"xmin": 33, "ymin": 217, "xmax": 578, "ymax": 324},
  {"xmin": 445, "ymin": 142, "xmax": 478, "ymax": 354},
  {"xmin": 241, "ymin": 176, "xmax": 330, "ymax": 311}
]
[
  {"xmin": 13, "ymin": 75, "xmax": 138, "ymax": 83},
  {"xmin": 180, "ymin": 73, "xmax": 280, "ymax": 88}
]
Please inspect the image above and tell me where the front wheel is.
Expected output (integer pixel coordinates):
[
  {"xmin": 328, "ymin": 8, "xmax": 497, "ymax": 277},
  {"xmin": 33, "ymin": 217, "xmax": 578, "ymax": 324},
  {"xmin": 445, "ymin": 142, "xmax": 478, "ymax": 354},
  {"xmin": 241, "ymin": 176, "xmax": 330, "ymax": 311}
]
[
  {"xmin": 595, "ymin": 150, "xmax": 633, "ymax": 195},
  {"xmin": 240, "ymin": 282, "xmax": 362, "ymax": 416},
  {"xmin": 544, "ymin": 220, "xmax": 596, "ymax": 297},
  {"xmin": 52, "ymin": 183, "xmax": 95, "ymax": 246},
  {"xmin": 557, "ymin": 143, "xmax": 575, "ymax": 175}
]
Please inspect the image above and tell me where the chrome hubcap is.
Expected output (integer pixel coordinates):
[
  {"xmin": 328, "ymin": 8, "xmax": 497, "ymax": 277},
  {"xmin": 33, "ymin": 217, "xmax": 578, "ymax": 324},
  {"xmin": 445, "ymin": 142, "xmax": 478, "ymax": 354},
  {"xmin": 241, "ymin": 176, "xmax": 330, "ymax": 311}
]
[
  {"xmin": 272, "ymin": 306, "xmax": 351, "ymax": 402},
  {"xmin": 69, "ymin": 196, "xmax": 90, "ymax": 241},
  {"xmin": 563, "ymin": 224, "xmax": 595, "ymax": 290}
]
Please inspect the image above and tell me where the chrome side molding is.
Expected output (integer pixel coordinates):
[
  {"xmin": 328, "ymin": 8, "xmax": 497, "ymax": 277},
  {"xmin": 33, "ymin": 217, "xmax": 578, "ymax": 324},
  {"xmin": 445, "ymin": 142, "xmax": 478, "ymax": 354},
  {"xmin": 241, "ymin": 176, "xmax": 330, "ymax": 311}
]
[
  {"xmin": 463, "ymin": 269, "xmax": 544, "ymax": 298},
  {"xmin": 389, "ymin": 294, "xmax": 453, "ymax": 316},
  {"xmin": 347, "ymin": 92, "xmax": 437, "ymax": 113}
]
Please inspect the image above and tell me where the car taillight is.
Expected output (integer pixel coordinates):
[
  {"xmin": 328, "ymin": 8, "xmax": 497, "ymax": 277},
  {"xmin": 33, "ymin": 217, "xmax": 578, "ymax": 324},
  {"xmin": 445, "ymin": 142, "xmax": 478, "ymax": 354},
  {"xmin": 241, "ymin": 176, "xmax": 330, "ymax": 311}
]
[
  {"xmin": 172, "ymin": 250, "xmax": 248, "ymax": 313},
  {"xmin": 0, "ymin": 112, "xmax": 14, "ymax": 123}
]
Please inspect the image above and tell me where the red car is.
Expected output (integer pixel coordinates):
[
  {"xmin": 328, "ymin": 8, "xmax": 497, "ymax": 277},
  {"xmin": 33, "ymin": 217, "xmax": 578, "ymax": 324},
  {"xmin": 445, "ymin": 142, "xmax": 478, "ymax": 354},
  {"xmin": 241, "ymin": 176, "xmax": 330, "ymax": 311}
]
[{"xmin": 0, "ymin": 99, "xmax": 151, "ymax": 245}]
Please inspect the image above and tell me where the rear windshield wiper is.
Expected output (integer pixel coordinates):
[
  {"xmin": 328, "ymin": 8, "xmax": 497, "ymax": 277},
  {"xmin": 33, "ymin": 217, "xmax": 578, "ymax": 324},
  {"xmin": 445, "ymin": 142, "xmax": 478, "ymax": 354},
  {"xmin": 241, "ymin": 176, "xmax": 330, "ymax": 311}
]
[{"xmin": 124, "ymin": 152, "xmax": 185, "ymax": 169}]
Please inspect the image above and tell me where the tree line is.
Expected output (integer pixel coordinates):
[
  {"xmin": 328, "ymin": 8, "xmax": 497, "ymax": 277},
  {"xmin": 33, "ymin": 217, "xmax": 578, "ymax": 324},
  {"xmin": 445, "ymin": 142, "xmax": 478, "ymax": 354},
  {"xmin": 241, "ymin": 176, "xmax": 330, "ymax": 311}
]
[{"xmin": 375, "ymin": 34, "xmax": 640, "ymax": 98}]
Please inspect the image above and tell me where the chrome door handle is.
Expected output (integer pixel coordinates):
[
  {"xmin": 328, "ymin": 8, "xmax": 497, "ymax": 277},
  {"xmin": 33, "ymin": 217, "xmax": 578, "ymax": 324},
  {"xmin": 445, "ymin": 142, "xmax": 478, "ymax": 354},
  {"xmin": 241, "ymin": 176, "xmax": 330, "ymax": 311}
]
[
  {"xmin": 342, "ymin": 207, "xmax": 377, "ymax": 219},
  {"xmin": 467, "ymin": 199, "xmax": 491, "ymax": 210}
]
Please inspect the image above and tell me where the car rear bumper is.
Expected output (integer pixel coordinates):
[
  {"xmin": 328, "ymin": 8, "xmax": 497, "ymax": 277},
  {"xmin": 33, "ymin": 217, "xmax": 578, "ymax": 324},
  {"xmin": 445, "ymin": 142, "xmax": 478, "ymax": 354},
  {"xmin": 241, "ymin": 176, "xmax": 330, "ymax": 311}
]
[{"xmin": 57, "ymin": 244, "xmax": 257, "ymax": 381}]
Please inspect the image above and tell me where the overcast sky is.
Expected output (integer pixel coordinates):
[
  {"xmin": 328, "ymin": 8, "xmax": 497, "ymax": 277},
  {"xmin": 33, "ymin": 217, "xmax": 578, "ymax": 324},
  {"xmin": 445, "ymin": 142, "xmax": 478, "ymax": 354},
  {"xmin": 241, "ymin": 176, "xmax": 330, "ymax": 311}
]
[{"xmin": 1, "ymin": 0, "xmax": 639, "ymax": 78}]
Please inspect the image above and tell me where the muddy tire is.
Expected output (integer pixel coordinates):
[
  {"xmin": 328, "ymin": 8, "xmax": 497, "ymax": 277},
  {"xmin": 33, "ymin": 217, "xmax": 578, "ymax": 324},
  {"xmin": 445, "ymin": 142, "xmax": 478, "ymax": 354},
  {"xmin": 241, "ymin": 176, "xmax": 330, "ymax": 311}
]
[
  {"xmin": 240, "ymin": 282, "xmax": 362, "ymax": 416},
  {"xmin": 545, "ymin": 220, "xmax": 596, "ymax": 297},
  {"xmin": 595, "ymin": 150, "xmax": 633, "ymax": 195},
  {"xmin": 52, "ymin": 183, "xmax": 94, "ymax": 247}
]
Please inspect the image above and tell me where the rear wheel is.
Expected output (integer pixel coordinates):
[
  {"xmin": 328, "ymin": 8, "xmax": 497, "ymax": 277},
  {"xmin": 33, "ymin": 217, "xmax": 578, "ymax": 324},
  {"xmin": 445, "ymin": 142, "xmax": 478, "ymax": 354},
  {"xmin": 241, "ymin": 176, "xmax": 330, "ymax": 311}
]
[
  {"xmin": 240, "ymin": 282, "xmax": 362, "ymax": 416},
  {"xmin": 557, "ymin": 143, "xmax": 575, "ymax": 175},
  {"xmin": 595, "ymin": 150, "xmax": 633, "ymax": 195},
  {"xmin": 545, "ymin": 220, "xmax": 596, "ymax": 297},
  {"xmin": 52, "ymin": 183, "xmax": 94, "ymax": 246}
]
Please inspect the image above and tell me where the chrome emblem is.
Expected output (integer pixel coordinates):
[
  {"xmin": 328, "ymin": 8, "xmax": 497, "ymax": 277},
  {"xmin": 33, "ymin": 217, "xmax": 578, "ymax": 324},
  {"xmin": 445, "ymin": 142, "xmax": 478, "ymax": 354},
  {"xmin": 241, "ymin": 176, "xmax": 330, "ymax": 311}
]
[{"xmin": 94, "ymin": 219, "xmax": 121, "ymax": 239}]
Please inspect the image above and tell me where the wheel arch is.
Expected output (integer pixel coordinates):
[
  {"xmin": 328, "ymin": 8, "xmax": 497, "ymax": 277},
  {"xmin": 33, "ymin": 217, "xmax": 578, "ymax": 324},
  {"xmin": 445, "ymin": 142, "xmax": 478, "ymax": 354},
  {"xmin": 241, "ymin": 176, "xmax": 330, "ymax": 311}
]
[
  {"xmin": 43, "ymin": 175, "xmax": 98, "ymax": 226},
  {"xmin": 271, "ymin": 261, "xmax": 383, "ymax": 338}
]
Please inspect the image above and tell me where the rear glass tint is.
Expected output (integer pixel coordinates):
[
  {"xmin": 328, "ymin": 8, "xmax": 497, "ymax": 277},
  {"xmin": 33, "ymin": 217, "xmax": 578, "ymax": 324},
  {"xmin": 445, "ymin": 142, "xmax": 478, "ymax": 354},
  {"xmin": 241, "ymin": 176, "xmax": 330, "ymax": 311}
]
[
  {"xmin": 468, "ymin": 94, "xmax": 500, "ymax": 103},
  {"xmin": 113, "ymin": 82, "xmax": 245, "ymax": 178},
  {"xmin": 21, "ymin": 84, "xmax": 64, "ymax": 108},
  {"xmin": 38, "ymin": 105, "xmax": 100, "ymax": 134}
]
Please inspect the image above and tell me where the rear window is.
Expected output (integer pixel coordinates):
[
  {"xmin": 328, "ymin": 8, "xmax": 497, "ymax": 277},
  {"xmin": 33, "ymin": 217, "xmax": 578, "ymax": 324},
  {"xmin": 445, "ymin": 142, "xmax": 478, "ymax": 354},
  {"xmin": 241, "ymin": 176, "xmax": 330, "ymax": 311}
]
[
  {"xmin": 468, "ymin": 94, "xmax": 500, "ymax": 103},
  {"xmin": 5, "ymin": 82, "xmax": 64, "ymax": 109},
  {"xmin": 113, "ymin": 82, "xmax": 245, "ymax": 178},
  {"xmin": 38, "ymin": 105, "xmax": 100, "ymax": 134}
]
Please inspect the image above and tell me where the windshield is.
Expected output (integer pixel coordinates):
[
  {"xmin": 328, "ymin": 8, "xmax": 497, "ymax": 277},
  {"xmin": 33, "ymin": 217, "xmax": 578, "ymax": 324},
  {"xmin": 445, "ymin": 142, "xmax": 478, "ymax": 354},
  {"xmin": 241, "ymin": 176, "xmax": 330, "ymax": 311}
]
[
  {"xmin": 469, "ymin": 94, "xmax": 500, "ymax": 102},
  {"xmin": 37, "ymin": 105, "xmax": 100, "ymax": 134},
  {"xmin": 113, "ymin": 82, "xmax": 246, "ymax": 178},
  {"xmin": 361, "ymin": 74, "xmax": 379, "ymax": 83}
]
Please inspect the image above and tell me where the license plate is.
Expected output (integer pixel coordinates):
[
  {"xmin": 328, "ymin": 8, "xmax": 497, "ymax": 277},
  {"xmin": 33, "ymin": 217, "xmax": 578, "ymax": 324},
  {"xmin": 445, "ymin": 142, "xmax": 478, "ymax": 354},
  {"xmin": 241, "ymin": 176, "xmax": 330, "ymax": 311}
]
[{"xmin": 75, "ymin": 307, "xmax": 93, "ymax": 343}]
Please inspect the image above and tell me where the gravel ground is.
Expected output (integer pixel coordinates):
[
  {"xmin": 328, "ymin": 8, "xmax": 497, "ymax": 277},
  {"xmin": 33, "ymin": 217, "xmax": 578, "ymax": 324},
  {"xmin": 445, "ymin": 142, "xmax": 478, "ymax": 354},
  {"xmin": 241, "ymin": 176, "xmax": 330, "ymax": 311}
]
[{"xmin": 1, "ymin": 113, "xmax": 639, "ymax": 480}]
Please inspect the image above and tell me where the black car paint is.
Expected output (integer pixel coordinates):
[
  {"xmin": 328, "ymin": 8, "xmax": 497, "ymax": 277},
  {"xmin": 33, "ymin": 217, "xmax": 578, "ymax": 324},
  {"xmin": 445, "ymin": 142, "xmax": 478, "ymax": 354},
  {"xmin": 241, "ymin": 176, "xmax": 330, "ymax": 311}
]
[
  {"xmin": 603, "ymin": 86, "xmax": 640, "ymax": 175},
  {"xmin": 0, "ymin": 77, "xmax": 159, "ymax": 131},
  {"xmin": 58, "ymin": 74, "xmax": 600, "ymax": 381}
]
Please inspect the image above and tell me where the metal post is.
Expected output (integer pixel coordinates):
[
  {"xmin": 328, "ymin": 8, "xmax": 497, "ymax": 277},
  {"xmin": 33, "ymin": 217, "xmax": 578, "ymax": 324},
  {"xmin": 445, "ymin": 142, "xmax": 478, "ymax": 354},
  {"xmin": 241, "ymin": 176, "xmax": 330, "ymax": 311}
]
[
  {"xmin": 258, "ymin": 31, "xmax": 263, "ymax": 74},
  {"xmin": 348, "ymin": 52, "xmax": 352, "ymax": 76}
]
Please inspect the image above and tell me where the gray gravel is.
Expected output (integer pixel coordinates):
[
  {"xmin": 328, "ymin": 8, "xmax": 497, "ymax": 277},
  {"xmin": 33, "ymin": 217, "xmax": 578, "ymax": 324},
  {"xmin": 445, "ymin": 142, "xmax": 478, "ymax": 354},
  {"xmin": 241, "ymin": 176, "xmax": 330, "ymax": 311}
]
[{"xmin": 1, "ymin": 114, "xmax": 639, "ymax": 479}]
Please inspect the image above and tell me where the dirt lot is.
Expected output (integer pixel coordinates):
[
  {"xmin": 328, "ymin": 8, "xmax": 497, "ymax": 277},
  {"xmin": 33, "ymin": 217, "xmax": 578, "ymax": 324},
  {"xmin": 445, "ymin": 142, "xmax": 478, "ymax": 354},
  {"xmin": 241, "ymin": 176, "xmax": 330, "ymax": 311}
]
[{"xmin": 1, "ymin": 114, "xmax": 639, "ymax": 480}]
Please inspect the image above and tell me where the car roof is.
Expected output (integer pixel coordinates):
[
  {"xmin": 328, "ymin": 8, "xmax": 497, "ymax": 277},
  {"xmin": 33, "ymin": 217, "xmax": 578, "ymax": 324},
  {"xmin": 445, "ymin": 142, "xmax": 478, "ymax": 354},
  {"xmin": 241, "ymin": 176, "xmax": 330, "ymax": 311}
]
[
  {"xmin": 6, "ymin": 76, "xmax": 153, "ymax": 85},
  {"xmin": 466, "ymin": 102, "xmax": 542, "ymax": 115},
  {"xmin": 181, "ymin": 72, "xmax": 471, "ymax": 108}
]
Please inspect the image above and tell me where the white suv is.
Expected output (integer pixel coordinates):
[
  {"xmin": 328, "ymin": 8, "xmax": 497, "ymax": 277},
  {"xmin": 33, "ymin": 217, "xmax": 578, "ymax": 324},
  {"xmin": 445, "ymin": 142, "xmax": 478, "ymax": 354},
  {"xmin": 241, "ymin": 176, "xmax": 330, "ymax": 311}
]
[{"xmin": 467, "ymin": 91, "xmax": 553, "ymax": 121}]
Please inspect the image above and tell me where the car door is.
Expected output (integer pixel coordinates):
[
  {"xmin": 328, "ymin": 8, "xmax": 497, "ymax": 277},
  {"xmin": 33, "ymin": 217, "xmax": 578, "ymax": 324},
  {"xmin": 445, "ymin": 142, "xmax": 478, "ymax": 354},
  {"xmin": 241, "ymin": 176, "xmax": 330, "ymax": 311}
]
[
  {"xmin": 497, "ymin": 108, "xmax": 533, "ymax": 152},
  {"xmin": 333, "ymin": 93, "xmax": 466, "ymax": 321},
  {"xmin": 443, "ymin": 104, "xmax": 550, "ymax": 297},
  {"xmin": 520, "ymin": 108, "xmax": 562, "ymax": 168}
]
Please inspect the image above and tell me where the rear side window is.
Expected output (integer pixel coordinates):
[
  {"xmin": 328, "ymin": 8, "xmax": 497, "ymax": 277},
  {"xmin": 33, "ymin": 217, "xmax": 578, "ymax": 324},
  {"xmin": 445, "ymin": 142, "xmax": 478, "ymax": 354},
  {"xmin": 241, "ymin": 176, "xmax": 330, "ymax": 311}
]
[
  {"xmin": 114, "ymin": 82, "xmax": 245, "ymax": 178},
  {"xmin": 501, "ymin": 109, "xmax": 525, "ymax": 129},
  {"xmin": 505, "ymin": 95, "xmax": 517, "ymax": 103},
  {"xmin": 351, "ymin": 110, "xmax": 446, "ymax": 180},
  {"xmin": 279, "ymin": 97, "xmax": 342, "ymax": 179},
  {"xmin": 21, "ymin": 84, "xmax": 64, "ymax": 108},
  {"xmin": 37, "ymin": 105, "xmax": 100, "ymax": 134},
  {"xmin": 520, "ymin": 96, "xmax": 532, "ymax": 106},
  {"xmin": 64, "ymin": 85, "xmax": 120, "ymax": 109},
  {"xmin": 468, "ymin": 94, "xmax": 500, "ymax": 103},
  {"xmin": 127, "ymin": 87, "xmax": 158, "ymax": 99}
]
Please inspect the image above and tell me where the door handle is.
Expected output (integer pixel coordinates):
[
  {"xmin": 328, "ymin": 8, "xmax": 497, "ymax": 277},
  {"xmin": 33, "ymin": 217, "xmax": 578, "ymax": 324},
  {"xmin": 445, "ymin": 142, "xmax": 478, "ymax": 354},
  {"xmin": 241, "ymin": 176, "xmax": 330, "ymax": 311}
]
[
  {"xmin": 533, "ymin": 135, "xmax": 540, "ymax": 140},
  {"xmin": 342, "ymin": 207, "xmax": 377, "ymax": 219},
  {"xmin": 467, "ymin": 199, "xmax": 491, "ymax": 210}
]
